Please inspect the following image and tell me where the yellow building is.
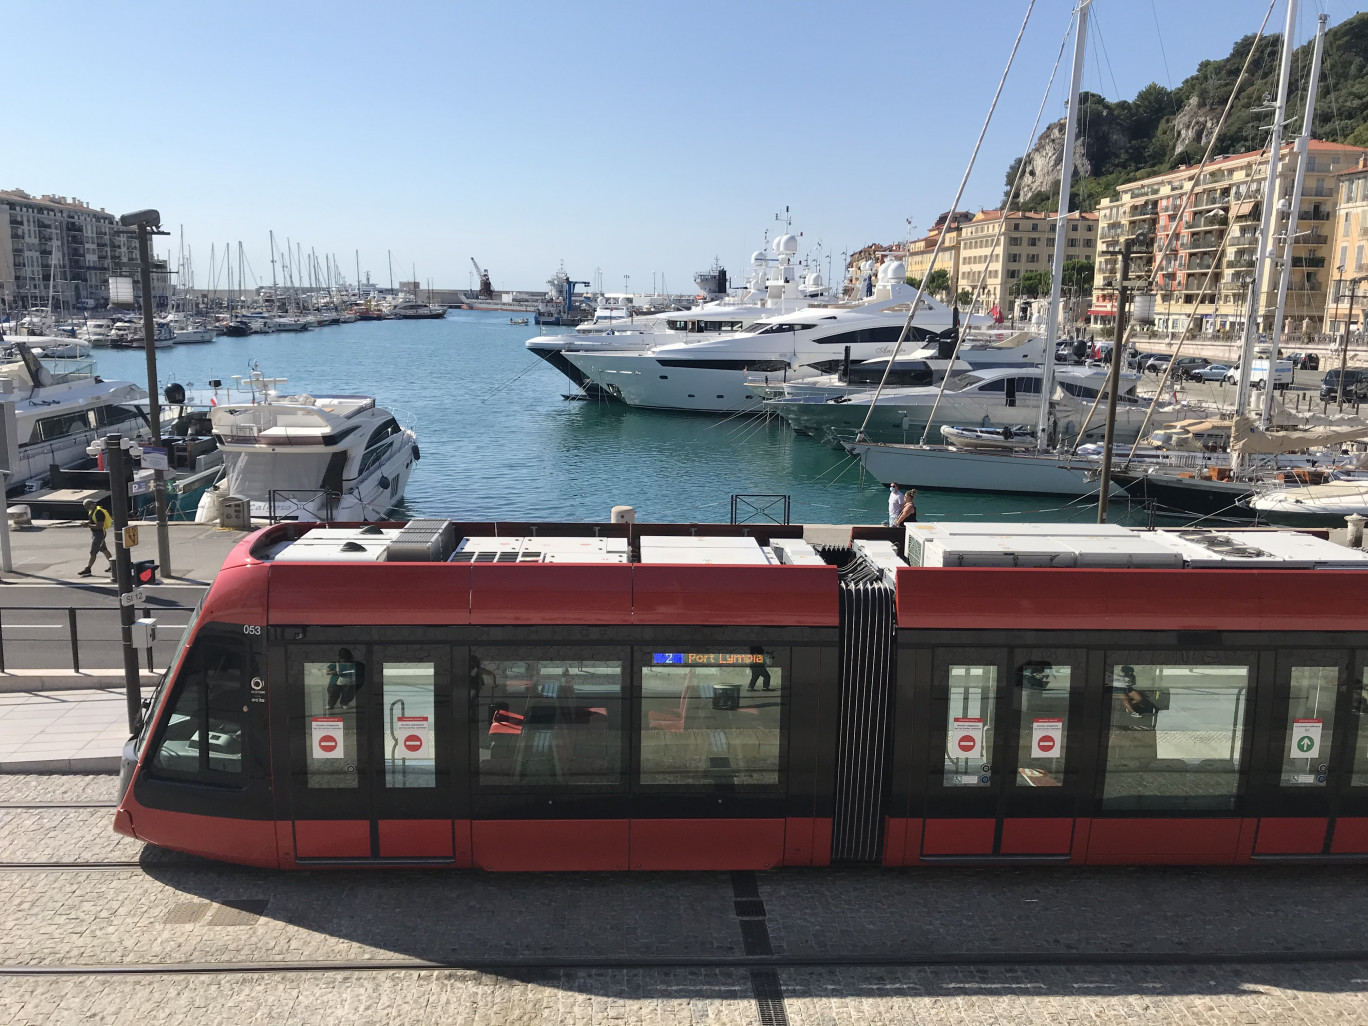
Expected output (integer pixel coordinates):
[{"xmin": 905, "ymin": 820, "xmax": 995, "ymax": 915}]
[
  {"xmin": 1090, "ymin": 141, "xmax": 1368, "ymax": 336},
  {"xmin": 1324, "ymin": 160, "xmax": 1368, "ymax": 334},
  {"xmin": 958, "ymin": 209, "xmax": 1098, "ymax": 319}
]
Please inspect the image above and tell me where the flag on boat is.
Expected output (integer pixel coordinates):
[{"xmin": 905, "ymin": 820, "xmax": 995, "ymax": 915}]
[{"xmin": 989, "ymin": 304, "xmax": 1003, "ymax": 324}]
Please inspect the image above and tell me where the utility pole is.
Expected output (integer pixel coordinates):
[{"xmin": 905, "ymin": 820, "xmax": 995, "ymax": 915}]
[
  {"xmin": 1338, "ymin": 278, "xmax": 1364, "ymax": 409},
  {"xmin": 1097, "ymin": 233, "xmax": 1141, "ymax": 523},
  {"xmin": 121, "ymin": 210, "xmax": 172, "ymax": 578}
]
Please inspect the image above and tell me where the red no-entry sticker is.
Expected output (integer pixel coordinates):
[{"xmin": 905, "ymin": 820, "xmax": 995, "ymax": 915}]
[
  {"xmin": 318, "ymin": 735, "xmax": 337, "ymax": 753},
  {"xmin": 957, "ymin": 733, "xmax": 976, "ymax": 752},
  {"xmin": 1037, "ymin": 735, "xmax": 1056, "ymax": 753},
  {"xmin": 403, "ymin": 734, "xmax": 424, "ymax": 753}
]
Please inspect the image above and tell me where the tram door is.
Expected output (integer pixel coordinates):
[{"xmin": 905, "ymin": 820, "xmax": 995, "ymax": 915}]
[
  {"xmin": 285, "ymin": 642, "xmax": 457, "ymax": 861},
  {"xmin": 920, "ymin": 647, "xmax": 1090, "ymax": 858},
  {"xmin": 1252, "ymin": 650, "xmax": 1368, "ymax": 857}
]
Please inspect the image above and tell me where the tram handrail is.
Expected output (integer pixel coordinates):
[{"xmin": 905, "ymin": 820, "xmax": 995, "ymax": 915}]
[{"xmin": 0, "ymin": 603, "xmax": 198, "ymax": 676}]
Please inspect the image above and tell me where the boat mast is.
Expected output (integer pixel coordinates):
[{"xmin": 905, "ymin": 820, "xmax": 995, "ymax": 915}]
[
  {"xmin": 1035, "ymin": 0, "xmax": 1090, "ymax": 451},
  {"xmin": 1233, "ymin": 0, "xmax": 1297, "ymax": 454},
  {"xmin": 1263, "ymin": 11, "xmax": 1327, "ymax": 430},
  {"xmin": 269, "ymin": 229, "xmax": 278, "ymax": 313}
]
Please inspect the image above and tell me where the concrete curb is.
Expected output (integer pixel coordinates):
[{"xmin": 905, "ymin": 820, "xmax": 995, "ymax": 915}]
[{"xmin": 0, "ymin": 670, "xmax": 160, "ymax": 693}]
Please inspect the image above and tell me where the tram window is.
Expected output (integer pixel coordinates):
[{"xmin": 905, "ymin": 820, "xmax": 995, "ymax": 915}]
[
  {"xmin": 472, "ymin": 649, "xmax": 624, "ymax": 787},
  {"xmin": 382, "ymin": 661, "xmax": 436, "ymax": 789},
  {"xmin": 1280, "ymin": 666, "xmax": 1338, "ymax": 787},
  {"xmin": 943, "ymin": 664, "xmax": 998, "ymax": 787},
  {"xmin": 1101, "ymin": 659, "xmax": 1249, "ymax": 811},
  {"xmin": 135, "ymin": 599, "xmax": 202, "ymax": 757},
  {"xmin": 640, "ymin": 649, "xmax": 784, "ymax": 788},
  {"xmin": 1015, "ymin": 662, "xmax": 1069, "ymax": 788},
  {"xmin": 149, "ymin": 630, "xmax": 244, "ymax": 782},
  {"xmin": 302, "ymin": 651, "xmax": 365, "ymax": 790},
  {"xmin": 1351, "ymin": 671, "xmax": 1368, "ymax": 788}
]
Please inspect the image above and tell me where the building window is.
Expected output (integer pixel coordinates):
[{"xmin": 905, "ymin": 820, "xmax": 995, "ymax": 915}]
[
  {"xmin": 1008, "ymin": 270, "xmax": 1019, "ymax": 279},
  {"xmin": 1071, "ymin": 224, "xmax": 1078, "ymax": 232}
]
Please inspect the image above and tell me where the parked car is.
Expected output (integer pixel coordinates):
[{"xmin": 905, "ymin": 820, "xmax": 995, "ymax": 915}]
[
  {"xmin": 1143, "ymin": 355, "xmax": 1172, "ymax": 375},
  {"xmin": 1320, "ymin": 367, "xmax": 1368, "ymax": 402},
  {"xmin": 1288, "ymin": 351, "xmax": 1320, "ymax": 371},
  {"xmin": 1173, "ymin": 356, "xmax": 1212, "ymax": 380},
  {"xmin": 1193, "ymin": 363, "xmax": 1231, "ymax": 383}
]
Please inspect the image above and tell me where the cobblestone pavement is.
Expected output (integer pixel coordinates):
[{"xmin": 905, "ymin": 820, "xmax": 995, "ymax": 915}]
[
  {"xmin": 2, "ymin": 963, "xmax": 1367, "ymax": 1026},
  {"xmin": 0, "ymin": 774, "xmax": 120, "ymax": 804},
  {"xmin": 5, "ymin": 776, "xmax": 1368, "ymax": 1024}
]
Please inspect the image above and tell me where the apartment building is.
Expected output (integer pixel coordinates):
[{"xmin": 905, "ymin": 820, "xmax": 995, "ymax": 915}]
[
  {"xmin": 958, "ymin": 209, "xmax": 1098, "ymax": 317},
  {"xmin": 1323, "ymin": 160, "xmax": 1368, "ymax": 334},
  {"xmin": 1089, "ymin": 141, "xmax": 1368, "ymax": 336},
  {"xmin": 0, "ymin": 189, "xmax": 168, "ymax": 314}
]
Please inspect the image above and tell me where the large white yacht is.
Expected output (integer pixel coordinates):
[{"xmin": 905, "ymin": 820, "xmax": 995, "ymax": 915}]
[
  {"xmin": 563, "ymin": 260, "xmax": 981, "ymax": 414},
  {"xmin": 195, "ymin": 389, "xmax": 419, "ymax": 523},
  {"xmin": 765, "ymin": 364, "xmax": 1146, "ymax": 447},
  {"xmin": 525, "ymin": 234, "xmax": 832, "ymax": 397},
  {"xmin": 0, "ymin": 339, "xmax": 149, "ymax": 491}
]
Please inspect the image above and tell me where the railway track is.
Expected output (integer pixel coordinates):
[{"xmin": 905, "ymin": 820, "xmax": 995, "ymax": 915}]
[{"xmin": 3, "ymin": 948, "xmax": 1368, "ymax": 977}]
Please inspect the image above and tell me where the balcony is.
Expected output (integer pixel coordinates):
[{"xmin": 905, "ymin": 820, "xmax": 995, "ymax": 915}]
[
  {"xmin": 1291, "ymin": 255, "xmax": 1326, "ymax": 268},
  {"xmin": 1300, "ymin": 210, "xmax": 1331, "ymax": 221}
]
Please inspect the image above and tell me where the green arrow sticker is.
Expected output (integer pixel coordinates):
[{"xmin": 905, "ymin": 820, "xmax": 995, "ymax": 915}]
[{"xmin": 1296, "ymin": 735, "xmax": 1315, "ymax": 753}]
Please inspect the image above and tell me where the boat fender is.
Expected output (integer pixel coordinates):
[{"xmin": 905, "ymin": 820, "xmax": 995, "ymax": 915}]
[
  {"xmin": 379, "ymin": 475, "xmax": 390, "ymax": 491},
  {"xmin": 1001, "ymin": 426, "xmax": 1013, "ymax": 440},
  {"xmin": 411, "ymin": 444, "xmax": 420, "ymax": 462}
]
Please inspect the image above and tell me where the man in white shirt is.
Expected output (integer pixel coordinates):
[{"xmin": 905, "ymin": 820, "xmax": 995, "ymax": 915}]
[{"xmin": 887, "ymin": 483, "xmax": 905, "ymax": 527}]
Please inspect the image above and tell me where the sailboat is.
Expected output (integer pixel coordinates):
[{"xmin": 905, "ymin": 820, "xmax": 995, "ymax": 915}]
[
  {"xmin": 844, "ymin": 0, "xmax": 1126, "ymax": 498},
  {"xmin": 1117, "ymin": 6, "xmax": 1337, "ymax": 517}
]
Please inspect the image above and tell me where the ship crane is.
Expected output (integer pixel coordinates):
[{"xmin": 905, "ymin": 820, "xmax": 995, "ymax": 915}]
[{"xmin": 469, "ymin": 257, "xmax": 494, "ymax": 300}]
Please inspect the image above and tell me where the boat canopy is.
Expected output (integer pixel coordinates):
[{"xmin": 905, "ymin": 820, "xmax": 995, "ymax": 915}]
[{"xmin": 1233, "ymin": 402, "xmax": 1368, "ymax": 453}]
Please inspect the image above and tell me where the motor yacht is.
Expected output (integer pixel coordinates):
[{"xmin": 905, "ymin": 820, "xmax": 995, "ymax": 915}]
[
  {"xmin": 0, "ymin": 339, "xmax": 149, "ymax": 492},
  {"xmin": 526, "ymin": 234, "xmax": 833, "ymax": 398},
  {"xmin": 391, "ymin": 299, "xmax": 447, "ymax": 319},
  {"xmin": 563, "ymin": 260, "xmax": 980, "ymax": 414},
  {"xmin": 195, "ymin": 387, "xmax": 419, "ymax": 524},
  {"xmin": 767, "ymin": 364, "xmax": 1145, "ymax": 447}
]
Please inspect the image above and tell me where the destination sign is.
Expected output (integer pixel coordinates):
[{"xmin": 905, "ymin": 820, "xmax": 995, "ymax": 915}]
[{"xmin": 652, "ymin": 652, "xmax": 765, "ymax": 666}]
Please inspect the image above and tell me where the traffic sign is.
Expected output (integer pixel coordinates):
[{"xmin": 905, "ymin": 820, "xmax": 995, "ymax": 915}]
[
  {"xmin": 311, "ymin": 716, "xmax": 344, "ymax": 759},
  {"xmin": 121, "ymin": 526, "xmax": 139, "ymax": 548},
  {"xmin": 1032, "ymin": 717, "xmax": 1064, "ymax": 758},
  {"xmin": 396, "ymin": 715, "xmax": 431, "ymax": 759},
  {"xmin": 1289, "ymin": 718, "xmax": 1322, "ymax": 759},
  {"xmin": 951, "ymin": 717, "xmax": 983, "ymax": 761},
  {"xmin": 140, "ymin": 445, "xmax": 168, "ymax": 471}
]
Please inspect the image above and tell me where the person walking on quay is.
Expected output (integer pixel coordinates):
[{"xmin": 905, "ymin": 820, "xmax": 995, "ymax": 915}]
[
  {"xmin": 895, "ymin": 488, "xmax": 918, "ymax": 527},
  {"xmin": 887, "ymin": 483, "xmax": 905, "ymax": 527},
  {"xmin": 78, "ymin": 498, "xmax": 113, "ymax": 577}
]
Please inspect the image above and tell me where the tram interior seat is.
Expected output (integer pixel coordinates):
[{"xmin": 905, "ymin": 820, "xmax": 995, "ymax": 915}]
[{"xmin": 648, "ymin": 681, "xmax": 697, "ymax": 733}]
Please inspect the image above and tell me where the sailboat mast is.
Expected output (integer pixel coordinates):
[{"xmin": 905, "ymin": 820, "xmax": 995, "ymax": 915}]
[
  {"xmin": 1233, "ymin": 0, "xmax": 1297, "ymax": 433},
  {"xmin": 1262, "ymin": 12, "xmax": 1327, "ymax": 429},
  {"xmin": 1035, "ymin": 0, "xmax": 1090, "ymax": 450}
]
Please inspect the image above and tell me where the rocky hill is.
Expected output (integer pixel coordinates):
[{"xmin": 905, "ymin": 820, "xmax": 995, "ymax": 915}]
[{"xmin": 1005, "ymin": 12, "xmax": 1368, "ymax": 213}]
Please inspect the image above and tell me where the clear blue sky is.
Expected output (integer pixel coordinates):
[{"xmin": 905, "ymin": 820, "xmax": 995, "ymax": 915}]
[{"xmin": 7, "ymin": 0, "xmax": 1359, "ymax": 294}]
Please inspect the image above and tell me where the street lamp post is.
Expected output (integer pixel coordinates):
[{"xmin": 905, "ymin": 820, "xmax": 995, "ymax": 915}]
[{"xmin": 120, "ymin": 210, "xmax": 171, "ymax": 578}]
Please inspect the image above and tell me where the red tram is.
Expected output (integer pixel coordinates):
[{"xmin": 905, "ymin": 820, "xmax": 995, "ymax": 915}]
[{"xmin": 114, "ymin": 518, "xmax": 1368, "ymax": 869}]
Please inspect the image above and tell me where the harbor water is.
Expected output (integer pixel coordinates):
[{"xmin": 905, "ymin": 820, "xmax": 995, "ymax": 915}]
[{"xmin": 93, "ymin": 311, "xmax": 1154, "ymax": 526}]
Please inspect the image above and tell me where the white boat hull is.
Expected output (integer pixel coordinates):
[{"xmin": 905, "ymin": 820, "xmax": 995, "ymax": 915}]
[
  {"xmin": 565, "ymin": 354, "xmax": 792, "ymax": 413},
  {"xmin": 845, "ymin": 441, "xmax": 1126, "ymax": 497},
  {"xmin": 174, "ymin": 329, "xmax": 216, "ymax": 344}
]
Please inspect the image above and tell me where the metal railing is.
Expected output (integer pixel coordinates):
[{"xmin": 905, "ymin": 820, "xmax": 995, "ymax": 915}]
[
  {"xmin": 268, "ymin": 489, "xmax": 340, "ymax": 523},
  {"xmin": 0, "ymin": 603, "xmax": 196, "ymax": 675},
  {"xmin": 731, "ymin": 494, "xmax": 791, "ymax": 526}
]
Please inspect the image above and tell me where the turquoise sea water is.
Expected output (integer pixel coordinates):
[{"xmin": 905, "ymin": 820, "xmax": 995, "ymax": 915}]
[{"xmin": 93, "ymin": 310, "xmax": 1153, "ymax": 526}]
